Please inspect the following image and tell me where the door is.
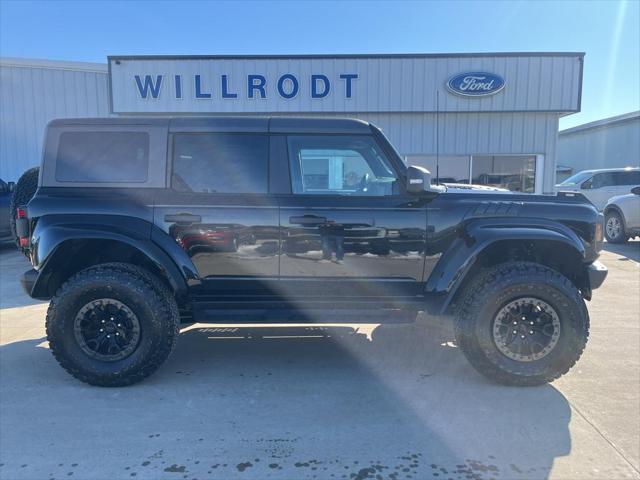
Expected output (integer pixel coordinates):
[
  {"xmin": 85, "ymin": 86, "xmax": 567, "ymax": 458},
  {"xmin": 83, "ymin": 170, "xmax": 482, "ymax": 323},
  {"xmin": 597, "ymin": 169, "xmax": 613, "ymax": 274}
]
[
  {"xmin": 154, "ymin": 132, "xmax": 280, "ymax": 295},
  {"xmin": 620, "ymin": 193, "xmax": 640, "ymax": 229},
  {"xmin": 583, "ymin": 172, "xmax": 640, "ymax": 210},
  {"xmin": 583, "ymin": 172, "xmax": 616, "ymax": 210},
  {"xmin": 278, "ymin": 134, "xmax": 427, "ymax": 298},
  {"xmin": 613, "ymin": 170, "xmax": 640, "ymax": 197}
]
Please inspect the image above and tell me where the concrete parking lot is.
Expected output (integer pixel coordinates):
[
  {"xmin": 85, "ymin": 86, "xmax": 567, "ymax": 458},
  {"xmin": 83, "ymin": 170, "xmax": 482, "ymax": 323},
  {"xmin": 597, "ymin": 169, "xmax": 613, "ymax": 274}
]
[{"xmin": 0, "ymin": 244, "xmax": 638, "ymax": 480}]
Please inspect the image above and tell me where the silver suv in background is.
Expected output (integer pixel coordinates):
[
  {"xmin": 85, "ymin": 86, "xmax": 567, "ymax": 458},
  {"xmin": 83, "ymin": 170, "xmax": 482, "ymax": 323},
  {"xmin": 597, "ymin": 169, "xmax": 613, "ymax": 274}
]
[
  {"xmin": 556, "ymin": 167, "xmax": 640, "ymax": 211},
  {"xmin": 603, "ymin": 186, "xmax": 640, "ymax": 243}
]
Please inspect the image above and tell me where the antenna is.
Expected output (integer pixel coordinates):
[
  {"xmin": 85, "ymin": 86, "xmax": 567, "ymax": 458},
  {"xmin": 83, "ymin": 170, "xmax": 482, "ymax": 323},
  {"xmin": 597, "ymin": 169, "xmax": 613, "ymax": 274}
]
[{"xmin": 435, "ymin": 90, "xmax": 440, "ymax": 185}]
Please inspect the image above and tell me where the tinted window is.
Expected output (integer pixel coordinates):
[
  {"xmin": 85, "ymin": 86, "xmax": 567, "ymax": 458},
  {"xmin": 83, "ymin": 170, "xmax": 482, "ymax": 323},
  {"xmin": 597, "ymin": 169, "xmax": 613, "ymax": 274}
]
[
  {"xmin": 472, "ymin": 155, "xmax": 536, "ymax": 193},
  {"xmin": 612, "ymin": 171, "xmax": 640, "ymax": 186},
  {"xmin": 287, "ymin": 135, "xmax": 397, "ymax": 196},
  {"xmin": 56, "ymin": 131, "xmax": 149, "ymax": 183},
  {"xmin": 407, "ymin": 155, "xmax": 470, "ymax": 184},
  {"xmin": 559, "ymin": 171, "xmax": 593, "ymax": 186},
  {"xmin": 172, "ymin": 134, "xmax": 268, "ymax": 193},
  {"xmin": 592, "ymin": 173, "xmax": 615, "ymax": 188}
]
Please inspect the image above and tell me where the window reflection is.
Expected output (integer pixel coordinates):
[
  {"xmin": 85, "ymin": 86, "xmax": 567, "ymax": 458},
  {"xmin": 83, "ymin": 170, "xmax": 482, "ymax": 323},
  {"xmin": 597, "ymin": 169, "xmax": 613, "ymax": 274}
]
[
  {"xmin": 472, "ymin": 155, "xmax": 536, "ymax": 193},
  {"xmin": 405, "ymin": 154, "xmax": 537, "ymax": 193}
]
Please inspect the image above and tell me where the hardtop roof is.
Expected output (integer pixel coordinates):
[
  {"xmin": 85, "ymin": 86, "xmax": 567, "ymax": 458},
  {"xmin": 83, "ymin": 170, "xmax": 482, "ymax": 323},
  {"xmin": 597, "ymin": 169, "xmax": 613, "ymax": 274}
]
[{"xmin": 47, "ymin": 116, "xmax": 372, "ymax": 134}]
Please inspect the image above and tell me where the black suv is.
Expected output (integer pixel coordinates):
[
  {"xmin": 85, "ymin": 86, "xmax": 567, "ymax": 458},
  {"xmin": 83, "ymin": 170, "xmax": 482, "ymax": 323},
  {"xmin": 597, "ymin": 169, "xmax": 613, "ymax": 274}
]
[{"xmin": 15, "ymin": 117, "xmax": 607, "ymax": 387}]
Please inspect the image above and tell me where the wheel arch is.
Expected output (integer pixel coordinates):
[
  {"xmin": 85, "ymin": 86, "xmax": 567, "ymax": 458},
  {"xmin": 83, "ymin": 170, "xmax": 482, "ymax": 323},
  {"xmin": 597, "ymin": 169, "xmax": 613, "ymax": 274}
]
[
  {"xmin": 30, "ymin": 223, "xmax": 196, "ymax": 302},
  {"xmin": 604, "ymin": 203, "xmax": 623, "ymax": 216},
  {"xmin": 603, "ymin": 204, "xmax": 627, "ymax": 227},
  {"xmin": 428, "ymin": 220, "xmax": 589, "ymax": 314}
]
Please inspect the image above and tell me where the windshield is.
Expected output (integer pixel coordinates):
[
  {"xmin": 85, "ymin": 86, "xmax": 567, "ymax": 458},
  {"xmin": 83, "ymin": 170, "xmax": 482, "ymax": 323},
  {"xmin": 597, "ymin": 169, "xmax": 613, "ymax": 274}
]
[{"xmin": 559, "ymin": 171, "xmax": 593, "ymax": 186}]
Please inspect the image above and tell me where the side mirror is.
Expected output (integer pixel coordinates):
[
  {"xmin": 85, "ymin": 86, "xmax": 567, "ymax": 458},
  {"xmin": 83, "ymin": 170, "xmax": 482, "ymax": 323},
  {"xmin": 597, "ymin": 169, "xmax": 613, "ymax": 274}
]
[
  {"xmin": 406, "ymin": 165, "xmax": 445, "ymax": 194},
  {"xmin": 631, "ymin": 186, "xmax": 640, "ymax": 196},
  {"xmin": 7, "ymin": 182, "xmax": 15, "ymax": 193}
]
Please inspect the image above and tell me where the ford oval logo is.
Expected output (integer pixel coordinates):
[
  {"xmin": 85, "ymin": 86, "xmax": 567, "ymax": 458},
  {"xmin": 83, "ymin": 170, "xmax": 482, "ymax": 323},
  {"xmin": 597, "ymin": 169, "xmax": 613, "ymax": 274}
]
[{"xmin": 446, "ymin": 72, "xmax": 505, "ymax": 97}]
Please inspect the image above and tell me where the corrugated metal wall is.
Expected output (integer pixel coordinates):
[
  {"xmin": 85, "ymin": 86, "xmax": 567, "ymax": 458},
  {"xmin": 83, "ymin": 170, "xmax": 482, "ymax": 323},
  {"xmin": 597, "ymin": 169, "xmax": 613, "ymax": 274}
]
[
  {"xmin": 0, "ymin": 60, "xmax": 109, "ymax": 181},
  {"xmin": 557, "ymin": 117, "xmax": 640, "ymax": 173},
  {"xmin": 110, "ymin": 54, "xmax": 582, "ymax": 114}
]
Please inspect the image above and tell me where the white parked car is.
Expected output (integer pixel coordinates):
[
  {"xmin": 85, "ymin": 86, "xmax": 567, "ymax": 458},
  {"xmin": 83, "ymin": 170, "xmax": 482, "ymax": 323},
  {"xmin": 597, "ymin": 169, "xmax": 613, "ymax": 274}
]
[
  {"xmin": 556, "ymin": 167, "xmax": 640, "ymax": 211},
  {"xmin": 603, "ymin": 186, "xmax": 640, "ymax": 243}
]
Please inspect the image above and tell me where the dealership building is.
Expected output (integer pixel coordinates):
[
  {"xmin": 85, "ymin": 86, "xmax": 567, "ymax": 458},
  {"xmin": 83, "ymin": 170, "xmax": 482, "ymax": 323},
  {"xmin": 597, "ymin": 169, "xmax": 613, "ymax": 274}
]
[
  {"xmin": 0, "ymin": 52, "xmax": 584, "ymax": 193},
  {"xmin": 557, "ymin": 110, "xmax": 640, "ymax": 181}
]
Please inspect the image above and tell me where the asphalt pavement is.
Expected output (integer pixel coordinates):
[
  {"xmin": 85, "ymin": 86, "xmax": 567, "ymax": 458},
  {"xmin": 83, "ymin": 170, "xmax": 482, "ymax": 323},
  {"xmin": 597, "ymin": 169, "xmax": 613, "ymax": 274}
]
[{"xmin": 0, "ymin": 243, "xmax": 638, "ymax": 480}]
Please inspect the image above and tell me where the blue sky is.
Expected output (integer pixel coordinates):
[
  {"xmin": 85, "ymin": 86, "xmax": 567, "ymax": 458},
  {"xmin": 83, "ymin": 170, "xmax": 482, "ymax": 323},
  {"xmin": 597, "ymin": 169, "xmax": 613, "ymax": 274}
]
[{"xmin": 1, "ymin": 0, "xmax": 638, "ymax": 129}]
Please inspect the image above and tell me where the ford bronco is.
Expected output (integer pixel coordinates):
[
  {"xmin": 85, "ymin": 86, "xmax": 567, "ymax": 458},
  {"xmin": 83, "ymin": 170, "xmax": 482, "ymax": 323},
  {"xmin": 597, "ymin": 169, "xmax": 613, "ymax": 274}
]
[{"xmin": 14, "ymin": 117, "xmax": 607, "ymax": 386}]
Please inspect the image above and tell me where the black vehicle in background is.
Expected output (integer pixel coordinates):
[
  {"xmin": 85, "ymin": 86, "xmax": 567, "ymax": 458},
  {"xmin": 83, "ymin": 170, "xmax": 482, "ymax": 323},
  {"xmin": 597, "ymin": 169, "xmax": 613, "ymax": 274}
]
[
  {"xmin": 15, "ymin": 117, "xmax": 607, "ymax": 387},
  {"xmin": 0, "ymin": 178, "xmax": 16, "ymax": 244}
]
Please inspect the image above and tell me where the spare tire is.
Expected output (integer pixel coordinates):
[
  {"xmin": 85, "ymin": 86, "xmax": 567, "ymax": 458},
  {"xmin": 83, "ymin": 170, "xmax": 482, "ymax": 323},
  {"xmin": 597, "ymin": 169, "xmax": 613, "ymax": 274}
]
[{"xmin": 9, "ymin": 167, "xmax": 39, "ymax": 249}]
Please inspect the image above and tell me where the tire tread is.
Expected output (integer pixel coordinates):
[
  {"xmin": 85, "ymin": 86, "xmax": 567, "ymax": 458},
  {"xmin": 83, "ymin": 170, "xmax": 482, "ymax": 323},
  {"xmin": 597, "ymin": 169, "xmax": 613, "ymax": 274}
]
[
  {"xmin": 46, "ymin": 262, "xmax": 179, "ymax": 387},
  {"xmin": 455, "ymin": 261, "xmax": 589, "ymax": 386}
]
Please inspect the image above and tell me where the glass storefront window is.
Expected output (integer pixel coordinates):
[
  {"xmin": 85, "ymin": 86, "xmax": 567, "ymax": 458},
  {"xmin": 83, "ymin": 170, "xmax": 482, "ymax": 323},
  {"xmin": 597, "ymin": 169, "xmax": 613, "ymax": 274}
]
[
  {"xmin": 404, "ymin": 154, "xmax": 537, "ymax": 193},
  {"xmin": 404, "ymin": 155, "xmax": 471, "ymax": 184},
  {"xmin": 472, "ymin": 155, "xmax": 536, "ymax": 193}
]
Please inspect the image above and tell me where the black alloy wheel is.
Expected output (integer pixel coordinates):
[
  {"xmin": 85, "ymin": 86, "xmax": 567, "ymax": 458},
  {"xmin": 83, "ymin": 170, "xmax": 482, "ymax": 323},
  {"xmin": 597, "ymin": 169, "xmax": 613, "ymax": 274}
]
[
  {"xmin": 73, "ymin": 298, "xmax": 141, "ymax": 362},
  {"xmin": 492, "ymin": 297, "xmax": 561, "ymax": 362}
]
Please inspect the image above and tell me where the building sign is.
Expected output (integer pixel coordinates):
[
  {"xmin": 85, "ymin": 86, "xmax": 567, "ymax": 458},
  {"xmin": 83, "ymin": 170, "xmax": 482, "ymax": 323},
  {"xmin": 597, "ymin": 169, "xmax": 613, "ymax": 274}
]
[
  {"xmin": 446, "ymin": 72, "xmax": 505, "ymax": 97},
  {"xmin": 132, "ymin": 73, "xmax": 359, "ymax": 101},
  {"xmin": 108, "ymin": 55, "xmax": 578, "ymax": 114}
]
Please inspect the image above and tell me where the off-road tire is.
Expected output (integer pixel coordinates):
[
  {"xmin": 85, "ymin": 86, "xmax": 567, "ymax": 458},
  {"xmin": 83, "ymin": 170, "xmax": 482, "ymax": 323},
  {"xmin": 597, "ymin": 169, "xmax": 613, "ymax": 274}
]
[
  {"xmin": 604, "ymin": 210, "xmax": 627, "ymax": 244},
  {"xmin": 46, "ymin": 263, "xmax": 179, "ymax": 387},
  {"xmin": 9, "ymin": 167, "xmax": 39, "ymax": 249},
  {"xmin": 455, "ymin": 261, "xmax": 589, "ymax": 386}
]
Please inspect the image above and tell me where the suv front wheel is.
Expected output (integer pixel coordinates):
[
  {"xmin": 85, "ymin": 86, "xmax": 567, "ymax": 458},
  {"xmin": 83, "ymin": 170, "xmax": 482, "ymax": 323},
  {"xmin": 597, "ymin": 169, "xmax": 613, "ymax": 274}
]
[
  {"xmin": 46, "ymin": 263, "xmax": 179, "ymax": 387},
  {"xmin": 604, "ymin": 210, "xmax": 627, "ymax": 244},
  {"xmin": 455, "ymin": 261, "xmax": 589, "ymax": 386}
]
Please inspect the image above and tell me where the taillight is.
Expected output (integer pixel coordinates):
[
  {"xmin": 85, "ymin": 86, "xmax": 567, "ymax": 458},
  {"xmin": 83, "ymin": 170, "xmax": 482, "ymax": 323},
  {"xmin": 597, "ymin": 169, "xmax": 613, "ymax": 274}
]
[
  {"xmin": 595, "ymin": 215, "xmax": 604, "ymax": 252},
  {"xmin": 15, "ymin": 207, "xmax": 30, "ymax": 248},
  {"xmin": 595, "ymin": 222, "xmax": 603, "ymax": 243}
]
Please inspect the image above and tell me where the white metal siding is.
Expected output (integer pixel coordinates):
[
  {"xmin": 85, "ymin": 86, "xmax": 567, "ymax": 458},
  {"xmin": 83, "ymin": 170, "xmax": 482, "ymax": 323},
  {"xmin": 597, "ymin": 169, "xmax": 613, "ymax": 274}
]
[
  {"xmin": 0, "ymin": 62, "xmax": 109, "ymax": 181},
  {"xmin": 557, "ymin": 118, "xmax": 640, "ymax": 174},
  {"xmin": 109, "ymin": 55, "xmax": 582, "ymax": 114}
]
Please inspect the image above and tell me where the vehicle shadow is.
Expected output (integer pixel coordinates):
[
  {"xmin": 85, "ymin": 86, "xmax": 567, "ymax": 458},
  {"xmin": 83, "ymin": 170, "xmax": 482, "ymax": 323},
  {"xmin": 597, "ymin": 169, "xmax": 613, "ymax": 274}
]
[
  {"xmin": 604, "ymin": 240, "xmax": 640, "ymax": 263},
  {"xmin": 0, "ymin": 319, "xmax": 572, "ymax": 479}
]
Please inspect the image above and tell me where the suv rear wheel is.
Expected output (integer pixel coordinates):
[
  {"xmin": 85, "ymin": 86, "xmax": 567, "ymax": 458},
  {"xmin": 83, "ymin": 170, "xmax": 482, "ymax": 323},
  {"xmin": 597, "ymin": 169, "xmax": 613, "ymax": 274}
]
[
  {"xmin": 46, "ymin": 263, "xmax": 179, "ymax": 387},
  {"xmin": 455, "ymin": 261, "xmax": 589, "ymax": 386}
]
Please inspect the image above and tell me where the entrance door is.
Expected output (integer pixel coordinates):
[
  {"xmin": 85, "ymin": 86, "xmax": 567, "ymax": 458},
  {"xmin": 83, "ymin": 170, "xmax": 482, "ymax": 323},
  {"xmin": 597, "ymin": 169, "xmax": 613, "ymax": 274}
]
[
  {"xmin": 154, "ymin": 131, "xmax": 280, "ymax": 295},
  {"xmin": 278, "ymin": 134, "xmax": 427, "ymax": 298}
]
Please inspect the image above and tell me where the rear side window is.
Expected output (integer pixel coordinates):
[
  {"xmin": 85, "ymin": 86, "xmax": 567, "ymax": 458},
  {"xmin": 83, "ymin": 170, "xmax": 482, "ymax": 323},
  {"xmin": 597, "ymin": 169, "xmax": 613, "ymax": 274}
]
[
  {"xmin": 172, "ymin": 134, "xmax": 268, "ymax": 194},
  {"xmin": 56, "ymin": 131, "xmax": 149, "ymax": 183},
  {"xmin": 612, "ymin": 171, "xmax": 640, "ymax": 185}
]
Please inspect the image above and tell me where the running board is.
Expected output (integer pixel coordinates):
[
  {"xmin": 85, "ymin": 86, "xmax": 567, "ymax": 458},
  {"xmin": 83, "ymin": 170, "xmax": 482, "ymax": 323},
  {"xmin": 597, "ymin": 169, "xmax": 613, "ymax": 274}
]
[{"xmin": 189, "ymin": 297, "xmax": 424, "ymax": 324}]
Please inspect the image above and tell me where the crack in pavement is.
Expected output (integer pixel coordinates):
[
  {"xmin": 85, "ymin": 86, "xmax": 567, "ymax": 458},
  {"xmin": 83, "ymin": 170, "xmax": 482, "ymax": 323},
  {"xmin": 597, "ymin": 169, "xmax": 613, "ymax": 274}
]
[{"xmin": 568, "ymin": 399, "xmax": 640, "ymax": 475}]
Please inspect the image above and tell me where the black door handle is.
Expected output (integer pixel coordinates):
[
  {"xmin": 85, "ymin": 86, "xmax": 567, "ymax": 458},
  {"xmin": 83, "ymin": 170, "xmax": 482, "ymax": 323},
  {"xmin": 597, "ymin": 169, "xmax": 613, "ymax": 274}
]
[
  {"xmin": 165, "ymin": 213, "xmax": 202, "ymax": 224},
  {"xmin": 289, "ymin": 215, "xmax": 327, "ymax": 226}
]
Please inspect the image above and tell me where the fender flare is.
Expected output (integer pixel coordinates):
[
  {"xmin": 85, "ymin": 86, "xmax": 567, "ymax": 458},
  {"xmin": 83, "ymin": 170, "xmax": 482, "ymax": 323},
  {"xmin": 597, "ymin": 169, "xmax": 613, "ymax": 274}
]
[
  {"xmin": 29, "ymin": 215, "xmax": 200, "ymax": 299},
  {"xmin": 426, "ymin": 218, "xmax": 586, "ymax": 314}
]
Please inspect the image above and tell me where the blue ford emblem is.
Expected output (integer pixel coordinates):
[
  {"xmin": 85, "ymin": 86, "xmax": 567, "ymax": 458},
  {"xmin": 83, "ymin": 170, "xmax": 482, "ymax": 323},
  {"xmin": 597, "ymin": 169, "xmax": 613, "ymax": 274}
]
[{"xmin": 446, "ymin": 72, "xmax": 505, "ymax": 97}]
